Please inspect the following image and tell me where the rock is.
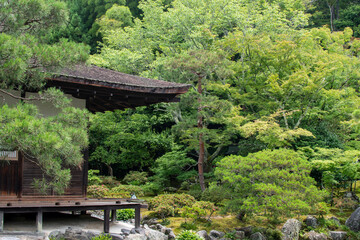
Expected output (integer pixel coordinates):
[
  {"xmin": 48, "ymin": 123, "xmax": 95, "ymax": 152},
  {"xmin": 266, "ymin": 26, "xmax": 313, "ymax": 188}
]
[
  {"xmin": 235, "ymin": 226, "xmax": 253, "ymax": 237},
  {"xmin": 303, "ymin": 231, "xmax": 328, "ymax": 240},
  {"xmin": 121, "ymin": 229, "xmax": 131, "ymax": 236},
  {"xmin": 198, "ymin": 230, "xmax": 210, "ymax": 240},
  {"xmin": 130, "ymin": 229, "xmax": 136, "ymax": 234},
  {"xmin": 328, "ymin": 231, "xmax": 347, "ymax": 240},
  {"xmin": 197, "ymin": 230, "xmax": 210, "ymax": 240},
  {"xmin": 164, "ymin": 228, "xmax": 172, "ymax": 235},
  {"xmin": 234, "ymin": 231, "xmax": 245, "ymax": 239},
  {"xmin": 168, "ymin": 231, "xmax": 176, "ymax": 240},
  {"xmin": 305, "ymin": 216, "xmax": 319, "ymax": 228},
  {"xmin": 281, "ymin": 219, "xmax": 302, "ymax": 240},
  {"xmin": 346, "ymin": 207, "xmax": 360, "ymax": 232},
  {"xmin": 48, "ymin": 230, "xmax": 64, "ymax": 240},
  {"xmin": 250, "ymin": 232, "xmax": 266, "ymax": 240},
  {"xmin": 124, "ymin": 234, "xmax": 146, "ymax": 240},
  {"xmin": 110, "ymin": 234, "xmax": 124, "ymax": 240},
  {"xmin": 209, "ymin": 230, "xmax": 225, "ymax": 239},
  {"xmin": 144, "ymin": 228, "xmax": 168, "ymax": 240},
  {"xmin": 134, "ymin": 228, "xmax": 145, "ymax": 235}
]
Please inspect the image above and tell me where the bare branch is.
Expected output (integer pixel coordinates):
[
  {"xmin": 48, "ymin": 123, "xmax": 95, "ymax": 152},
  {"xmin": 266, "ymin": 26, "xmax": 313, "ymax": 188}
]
[{"xmin": 0, "ymin": 89, "xmax": 43, "ymax": 101}]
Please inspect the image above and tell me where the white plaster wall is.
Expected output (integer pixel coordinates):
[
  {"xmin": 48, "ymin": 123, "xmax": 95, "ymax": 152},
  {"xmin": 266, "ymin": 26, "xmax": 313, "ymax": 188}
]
[{"xmin": 0, "ymin": 90, "xmax": 86, "ymax": 117}]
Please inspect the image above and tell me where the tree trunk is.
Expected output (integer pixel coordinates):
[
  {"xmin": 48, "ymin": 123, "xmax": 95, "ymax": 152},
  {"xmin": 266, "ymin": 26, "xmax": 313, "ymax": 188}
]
[
  {"xmin": 197, "ymin": 76, "xmax": 206, "ymax": 192},
  {"xmin": 106, "ymin": 164, "xmax": 113, "ymax": 177}
]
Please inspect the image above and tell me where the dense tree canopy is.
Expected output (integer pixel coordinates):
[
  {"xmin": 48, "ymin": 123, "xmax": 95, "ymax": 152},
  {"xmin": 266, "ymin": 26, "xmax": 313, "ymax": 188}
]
[{"xmin": 0, "ymin": 0, "xmax": 89, "ymax": 194}]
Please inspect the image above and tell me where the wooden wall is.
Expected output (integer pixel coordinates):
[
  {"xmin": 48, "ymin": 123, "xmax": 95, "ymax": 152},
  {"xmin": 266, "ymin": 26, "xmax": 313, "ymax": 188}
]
[
  {"xmin": 0, "ymin": 153, "xmax": 87, "ymax": 198},
  {"xmin": 0, "ymin": 160, "xmax": 21, "ymax": 197},
  {"xmin": 22, "ymin": 156, "xmax": 86, "ymax": 196}
]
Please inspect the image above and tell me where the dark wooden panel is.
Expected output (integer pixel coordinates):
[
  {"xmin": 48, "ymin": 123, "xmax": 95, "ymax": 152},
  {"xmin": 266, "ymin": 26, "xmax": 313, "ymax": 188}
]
[
  {"xmin": 22, "ymin": 157, "xmax": 85, "ymax": 197},
  {"xmin": 0, "ymin": 161, "xmax": 19, "ymax": 196}
]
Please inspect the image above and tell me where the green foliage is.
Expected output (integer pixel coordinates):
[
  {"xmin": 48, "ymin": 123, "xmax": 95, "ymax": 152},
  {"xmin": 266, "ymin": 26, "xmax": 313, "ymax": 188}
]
[
  {"xmin": 149, "ymin": 194, "xmax": 196, "ymax": 218},
  {"xmin": 215, "ymin": 149, "xmax": 326, "ymax": 221},
  {"xmin": 0, "ymin": 103, "xmax": 89, "ymax": 195},
  {"xmin": 89, "ymin": 108, "xmax": 172, "ymax": 176},
  {"xmin": 88, "ymin": 170, "xmax": 102, "ymax": 185},
  {"xmin": 91, "ymin": 234, "xmax": 113, "ymax": 240},
  {"xmin": 109, "ymin": 184, "xmax": 144, "ymax": 198},
  {"xmin": 306, "ymin": 148, "xmax": 360, "ymax": 200},
  {"xmin": 176, "ymin": 230, "xmax": 202, "ymax": 240},
  {"xmin": 152, "ymin": 150, "xmax": 197, "ymax": 188},
  {"xmin": 122, "ymin": 171, "xmax": 148, "ymax": 186},
  {"xmin": 87, "ymin": 185, "xmax": 110, "ymax": 198},
  {"xmin": 180, "ymin": 201, "xmax": 215, "ymax": 223},
  {"xmin": 116, "ymin": 209, "xmax": 135, "ymax": 221},
  {"xmin": 179, "ymin": 222, "xmax": 198, "ymax": 231}
]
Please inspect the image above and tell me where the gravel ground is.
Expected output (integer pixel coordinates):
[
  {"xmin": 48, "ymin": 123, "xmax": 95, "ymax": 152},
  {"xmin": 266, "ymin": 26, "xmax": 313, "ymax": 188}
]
[{"xmin": 0, "ymin": 212, "xmax": 134, "ymax": 239}]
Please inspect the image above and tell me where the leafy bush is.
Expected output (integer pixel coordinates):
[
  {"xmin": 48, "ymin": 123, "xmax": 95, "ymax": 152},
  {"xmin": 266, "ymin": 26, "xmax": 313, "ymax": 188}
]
[
  {"xmin": 87, "ymin": 185, "xmax": 110, "ymax": 198},
  {"xmin": 180, "ymin": 222, "xmax": 197, "ymax": 230},
  {"xmin": 123, "ymin": 171, "xmax": 148, "ymax": 185},
  {"xmin": 176, "ymin": 230, "xmax": 202, "ymax": 240},
  {"xmin": 88, "ymin": 170, "xmax": 102, "ymax": 185},
  {"xmin": 149, "ymin": 194, "xmax": 196, "ymax": 218},
  {"xmin": 109, "ymin": 184, "xmax": 144, "ymax": 197},
  {"xmin": 181, "ymin": 201, "xmax": 216, "ymax": 222},
  {"xmin": 91, "ymin": 234, "xmax": 112, "ymax": 240},
  {"xmin": 215, "ymin": 149, "xmax": 327, "ymax": 221},
  {"xmin": 99, "ymin": 176, "xmax": 120, "ymax": 188},
  {"xmin": 141, "ymin": 182, "xmax": 162, "ymax": 196},
  {"xmin": 116, "ymin": 209, "xmax": 135, "ymax": 221}
]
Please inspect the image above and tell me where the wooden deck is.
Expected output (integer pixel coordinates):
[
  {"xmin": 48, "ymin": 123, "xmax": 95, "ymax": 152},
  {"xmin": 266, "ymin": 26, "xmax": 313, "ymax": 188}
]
[{"xmin": 0, "ymin": 198, "xmax": 147, "ymax": 233}]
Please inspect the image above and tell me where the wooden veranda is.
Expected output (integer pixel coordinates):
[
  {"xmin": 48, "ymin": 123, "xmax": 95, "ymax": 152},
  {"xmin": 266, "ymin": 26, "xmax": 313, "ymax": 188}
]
[{"xmin": 0, "ymin": 198, "xmax": 147, "ymax": 233}]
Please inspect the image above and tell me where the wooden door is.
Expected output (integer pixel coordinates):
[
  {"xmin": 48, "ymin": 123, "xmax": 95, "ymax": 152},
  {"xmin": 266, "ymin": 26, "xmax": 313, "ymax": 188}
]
[{"xmin": 0, "ymin": 152, "xmax": 22, "ymax": 197}]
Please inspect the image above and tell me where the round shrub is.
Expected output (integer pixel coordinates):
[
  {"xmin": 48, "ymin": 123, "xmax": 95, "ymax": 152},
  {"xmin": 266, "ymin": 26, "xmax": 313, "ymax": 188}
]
[
  {"xmin": 176, "ymin": 230, "xmax": 202, "ymax": 240},
  {"xmin": 109, "ymin": 184, "xmax": 144, "ymax": 198},
  {"xmin": 87, "ymin": 185, "xmax": 109, "ymax": 198},
  {"xmin": 123, "ymin": 171, "xmax": 148, "ymax": 185},
  {"xmin": 116, "ymin": 209, "xmax": 135, "ymax": 221},
  {"xmin": 149, "ymin": 193, "xmax": 196, "ymax": 218}
]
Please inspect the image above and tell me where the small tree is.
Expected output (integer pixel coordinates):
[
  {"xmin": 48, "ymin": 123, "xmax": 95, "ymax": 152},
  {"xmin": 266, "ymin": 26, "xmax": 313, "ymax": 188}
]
[{"xmin": 215, "ymin": 149, "xmax": 327, "ymax": 221}]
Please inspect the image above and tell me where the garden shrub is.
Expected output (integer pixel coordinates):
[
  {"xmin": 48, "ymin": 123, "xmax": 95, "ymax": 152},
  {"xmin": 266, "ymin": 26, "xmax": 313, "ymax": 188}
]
[
  {"xmin": 99, "ymin": 176, "xmax": 120, "ymax": 188},
  {"xmin": 116, "ymin": 209, "xmax": 135, "ymax": 221},
  {"xmin": 180, "ymin": 222, "xmax": 197, "ymax": 230},
  {"xmin": 141, "ymin": 182, "xmax": 162, "ymax": 196},
  {"xmin": 88, "ymin": 170, "xmax": 102, "ymax": 185},
  {"xmin": 91, "ymin": 234, "xmax": 112, "ymax": 240},
  {"xmin": 215, "ymin": 149, "xmax": 327, "ymax": 221},
  {"xmin": 149, "ymin": 193, "xmax": 196, "ymax": 218},
  {"xmin": 87, "ymin": 185, "xmax": 110, "ymax": 198},
  {"xmin": 181, "ymin": 201, "xmax": 215, "ymax": 222},
  {"xmin": 123, "ymin": 171, "xmax": 148, "ymax": 185},
  {"xmin": 176, "ymin": 230, "xmax": 202, "ymax": 240},
  {"xmin": 109, "ymin": 184, "xmax": 144, "ymax": 197}
]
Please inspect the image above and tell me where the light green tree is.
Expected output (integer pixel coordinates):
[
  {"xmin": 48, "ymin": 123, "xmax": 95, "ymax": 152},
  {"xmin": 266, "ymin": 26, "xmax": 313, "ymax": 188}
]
[{"xmin": 215, "ymin": 149, "xmax": 327, "ymax": 221}]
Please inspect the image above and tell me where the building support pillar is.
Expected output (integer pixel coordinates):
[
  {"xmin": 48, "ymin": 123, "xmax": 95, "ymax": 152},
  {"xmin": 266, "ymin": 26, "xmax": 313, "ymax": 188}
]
[
  {"xmin": 104, "ymin": 209, "xmax": 110, "ymax": 233},
  {"xmin": 135, "ymin": 206, "xmax": 140, "ymax": 229},
  {"xmin": 0, "ymin": 211, "xmax": 4, "ymax": 232},
  {"xmin": 36, "ymin": 211, "xmax": 43, "ymax": 232}
]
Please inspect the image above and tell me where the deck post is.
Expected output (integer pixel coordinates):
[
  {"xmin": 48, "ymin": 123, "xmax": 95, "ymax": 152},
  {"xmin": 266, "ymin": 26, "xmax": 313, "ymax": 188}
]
[
  {"xmin": 104, "ymin": 209, "xmax": 110, "ymax": 233},
  {"xmin": 135, "ymin": 206, "xmax": 140, "ymax": 229},
  {"xmin": 111, "ymin": 209, "xmax": 116, "ymax": 222},
  {"xmin": 0, "ymin": 211, "xmax": 4, "ymax": 232},
  {"xmin": 36, "ymin": 210, "xmax": 43, "ymax": 232}
]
